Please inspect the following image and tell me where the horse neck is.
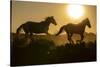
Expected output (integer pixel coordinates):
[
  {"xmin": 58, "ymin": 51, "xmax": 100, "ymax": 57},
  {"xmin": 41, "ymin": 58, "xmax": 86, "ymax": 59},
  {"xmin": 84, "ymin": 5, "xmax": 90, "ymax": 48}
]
[
  {"xmin": 78, "ymin": 21, "xmax": 87, "ymax": 32},
  {"xmin": 79, "ymin": 21, "xmax": 87, "ymax": 27},
  {"xmin": 42, "ymin": 20, "xmax": 51, "ymax": 26}
]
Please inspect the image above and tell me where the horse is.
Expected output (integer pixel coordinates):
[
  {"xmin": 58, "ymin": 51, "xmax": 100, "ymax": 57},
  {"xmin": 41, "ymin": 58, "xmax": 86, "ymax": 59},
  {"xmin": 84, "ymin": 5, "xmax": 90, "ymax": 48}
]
[
  {"xmin": 16, "ymin": 16, "xmax": 57, "ymax": 37},
  {"xmin": 56, "ymin": 18, "xmax": 91, "ymax": 44}
]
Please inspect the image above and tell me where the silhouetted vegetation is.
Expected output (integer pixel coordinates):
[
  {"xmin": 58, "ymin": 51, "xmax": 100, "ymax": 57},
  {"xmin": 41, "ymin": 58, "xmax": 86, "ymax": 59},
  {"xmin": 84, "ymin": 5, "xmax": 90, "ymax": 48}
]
[{"xmin": 11, "ymin": 33, "xmax": 96, "ymax": 66}]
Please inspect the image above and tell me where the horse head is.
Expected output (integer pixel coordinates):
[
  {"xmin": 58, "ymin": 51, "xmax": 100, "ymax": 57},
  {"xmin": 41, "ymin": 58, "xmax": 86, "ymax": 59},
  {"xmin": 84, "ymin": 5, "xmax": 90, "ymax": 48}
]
[
  {"xmin": 84, "ymin": 18, "xmax": 91, "ymax": 28},
  {"xmin": 46, "ymin": 16, "xmax": 57, "ymax": 25}
]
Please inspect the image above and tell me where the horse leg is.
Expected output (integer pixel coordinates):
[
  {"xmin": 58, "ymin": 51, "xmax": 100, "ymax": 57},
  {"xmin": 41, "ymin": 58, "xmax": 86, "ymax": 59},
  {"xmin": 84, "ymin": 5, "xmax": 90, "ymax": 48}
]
[
  {"xmin": 70, "ymin": 34, "xmax": 74, "ymax": 44},
  {"xmin": 80, "ymin": 34, "xmax": 84, "ymax": 42},
  {"xmin": 24, "ymin": 32, "xmax": 32, "ymax": 46},
  {"xmin": 29, "ymin": 32, "xmax": 34, "ymax": 40},
  {"xmin": 67, "ymin": 33, "xmax": 73, "ymax": 44},
  {"xmin": 25, "ymin": 32, "xmax": 29, "ymax": 38}
]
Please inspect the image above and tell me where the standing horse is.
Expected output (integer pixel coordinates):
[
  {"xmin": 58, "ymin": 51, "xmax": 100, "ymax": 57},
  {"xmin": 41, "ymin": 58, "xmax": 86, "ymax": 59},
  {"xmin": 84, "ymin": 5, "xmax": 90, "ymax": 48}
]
[
  {"xmin": 16, "ymin": 16, "xmax": 57, "ymax": 37},
  {"xmin": 56, "ymin": 18, "xmax": 91, "ymax": 43}
]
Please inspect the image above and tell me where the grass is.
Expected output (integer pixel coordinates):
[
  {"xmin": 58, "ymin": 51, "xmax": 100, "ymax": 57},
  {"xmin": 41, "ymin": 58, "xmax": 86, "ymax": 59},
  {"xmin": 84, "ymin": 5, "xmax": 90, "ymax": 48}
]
[{"xmin": 11, "ymin": 34, "xmax": 96, "ymax": 66}]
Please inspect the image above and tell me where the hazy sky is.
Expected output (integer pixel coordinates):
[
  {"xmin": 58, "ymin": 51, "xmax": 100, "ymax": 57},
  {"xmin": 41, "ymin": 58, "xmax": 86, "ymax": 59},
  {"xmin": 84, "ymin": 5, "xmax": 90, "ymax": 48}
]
[{"xmin": 11, "ymin": 1, "xmax": 96, "ymax": 34}]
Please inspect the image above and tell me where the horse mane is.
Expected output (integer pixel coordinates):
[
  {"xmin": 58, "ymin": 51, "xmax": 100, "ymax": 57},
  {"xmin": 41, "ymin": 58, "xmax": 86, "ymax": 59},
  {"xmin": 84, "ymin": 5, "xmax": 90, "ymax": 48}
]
[
  {"xmin": 74, "ymin": 18, "xmax": 89, "ymax": 26},
  {"xmin": 82, "ymin": 18, "xmax": 89, "ymax": 23},
  {"xmin": 66, "ymin": 18, "xmax": 89, "ymax": 26},
  {"xmin": 37, "ymin": 17, "xmax": 50, "ymax": 23},
  {"xmin": 45, "ymin": 17, "xmax": 51, "ymax": 22},
  {"xmin": 39, "ymin": 17, "xmax": 52, "ymax": 25}
]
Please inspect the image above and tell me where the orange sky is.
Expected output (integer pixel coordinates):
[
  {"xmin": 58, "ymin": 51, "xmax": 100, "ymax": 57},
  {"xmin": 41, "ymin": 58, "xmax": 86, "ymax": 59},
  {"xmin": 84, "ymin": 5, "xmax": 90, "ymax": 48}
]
[{"xmin": 11, "ymin": 1, "xmax": 96, "ymax": 34}]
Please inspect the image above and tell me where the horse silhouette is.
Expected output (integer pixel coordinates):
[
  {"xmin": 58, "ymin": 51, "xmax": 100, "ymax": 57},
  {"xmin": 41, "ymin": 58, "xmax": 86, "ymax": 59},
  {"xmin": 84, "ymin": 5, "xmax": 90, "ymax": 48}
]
[
  {"xmin": 56, "ymin": 18, "xmax": 91, "ymax": 43},
  {"xmin": 16, "ymin": 16, "xmax": 57, "ymax": 37}
]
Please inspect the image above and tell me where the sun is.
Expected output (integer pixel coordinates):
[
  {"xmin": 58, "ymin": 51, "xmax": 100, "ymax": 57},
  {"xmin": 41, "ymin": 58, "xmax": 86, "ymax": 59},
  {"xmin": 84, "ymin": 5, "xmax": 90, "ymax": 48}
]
[{"xmin": 67, "ymin": 4, "xmax": 84, "ymax": 19}]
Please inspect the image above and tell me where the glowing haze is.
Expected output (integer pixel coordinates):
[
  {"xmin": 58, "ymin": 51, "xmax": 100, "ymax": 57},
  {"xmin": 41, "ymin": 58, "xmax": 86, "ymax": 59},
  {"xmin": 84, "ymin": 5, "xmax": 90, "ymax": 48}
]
[
  {"xmin": 11, "ymin": 1, "xmax": 96, "ymax": 34},
  {"xmin": 67, "ymin": 4, "xmax": 84, "ymax": 19}
]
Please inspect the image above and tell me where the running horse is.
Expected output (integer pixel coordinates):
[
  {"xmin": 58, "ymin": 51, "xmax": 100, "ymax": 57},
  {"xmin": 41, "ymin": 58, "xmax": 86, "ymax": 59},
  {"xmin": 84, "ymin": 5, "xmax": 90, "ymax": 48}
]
[
  {"xmin": 56, "ymin": 18, "xmax": 91, "ymax": 43},
  {"xmin": 16, "ymin": 16, "xmax": 57, "ymax": 37}
]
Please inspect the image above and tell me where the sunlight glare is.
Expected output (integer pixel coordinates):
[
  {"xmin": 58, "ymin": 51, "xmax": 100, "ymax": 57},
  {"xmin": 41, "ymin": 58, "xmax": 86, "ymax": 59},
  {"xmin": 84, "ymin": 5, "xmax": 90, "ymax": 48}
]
[{"xmin": 67, "ymin": 4, "xmax": 84, "ymax": 19}]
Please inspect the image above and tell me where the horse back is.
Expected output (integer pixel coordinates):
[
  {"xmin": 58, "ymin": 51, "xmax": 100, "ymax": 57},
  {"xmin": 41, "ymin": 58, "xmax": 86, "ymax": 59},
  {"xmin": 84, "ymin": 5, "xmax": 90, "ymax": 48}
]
[
  {"xmin": 65, "ymin": 23, "xmax": 84, "ymax": 34},
  {"xmin": 23, "ymin": 21, "xmax": 49, "ymax": 33}
]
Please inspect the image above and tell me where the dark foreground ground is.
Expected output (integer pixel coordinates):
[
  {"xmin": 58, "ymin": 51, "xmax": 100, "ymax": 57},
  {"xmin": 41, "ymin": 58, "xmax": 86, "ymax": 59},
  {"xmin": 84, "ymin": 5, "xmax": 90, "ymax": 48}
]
[{"xmin": 11, "ymin": 34, "xmax": 96, "ymax": 66}]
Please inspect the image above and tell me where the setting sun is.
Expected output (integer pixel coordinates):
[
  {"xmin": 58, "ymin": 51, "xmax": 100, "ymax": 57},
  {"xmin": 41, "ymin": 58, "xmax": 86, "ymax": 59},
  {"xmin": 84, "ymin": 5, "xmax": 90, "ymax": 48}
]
[{"xmin": 67, "ymin": 4, "xmax": 84, "ymax": 19}]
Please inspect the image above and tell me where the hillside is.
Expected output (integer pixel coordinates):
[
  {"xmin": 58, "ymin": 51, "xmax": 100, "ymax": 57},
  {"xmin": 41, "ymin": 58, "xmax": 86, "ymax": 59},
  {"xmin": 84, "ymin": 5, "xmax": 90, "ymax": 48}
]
[
  {"xmin": 11, "ymin": 32, "xmax": 96, "ymax": 66},
  {"xmin": 11, "ymin": 32, "xmax": 96, "ymax": 46}
]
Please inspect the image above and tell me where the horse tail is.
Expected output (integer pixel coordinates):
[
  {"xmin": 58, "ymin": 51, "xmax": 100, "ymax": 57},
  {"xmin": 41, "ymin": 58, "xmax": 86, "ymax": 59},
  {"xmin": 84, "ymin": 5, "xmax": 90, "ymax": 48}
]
[
  {"xmin": 16, "ymin": 24, "xmax": 23, "ymax": 35},
  {"xmin": 56, "ymin": 25, "xmax": 65, "ymax": 36}
]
